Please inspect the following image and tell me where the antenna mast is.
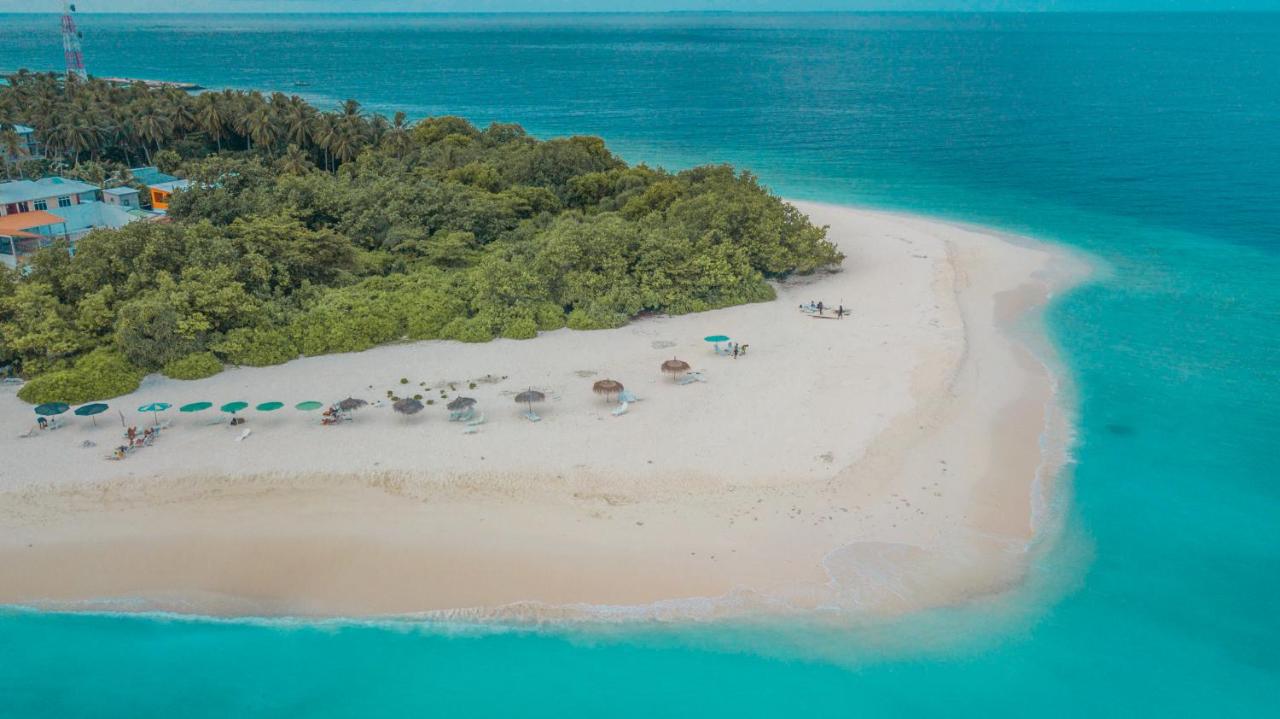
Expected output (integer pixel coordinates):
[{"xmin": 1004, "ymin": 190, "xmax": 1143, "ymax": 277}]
[{"xmin": 61, "ymin": 1, "xmax": 87, "ymax": 80}]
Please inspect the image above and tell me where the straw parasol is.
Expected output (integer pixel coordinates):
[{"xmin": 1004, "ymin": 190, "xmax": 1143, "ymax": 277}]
[
  {"xmin": 394, "ymin": 398, "xmax": 425, "ymax": 415},
  {"xmin": 661, "ymin": 358, "xmax": 691, "ymax": 376},
  {"xmin": 337, "ymin": 397, "xmax": 367, "ymax": 411},
  {"xmin": 592, "ymin": 379, "xmax": 624, "ymax": 402},
  {"xmin": 446, "ymin": 396, "xmax": 476, "ymax": 411},
  {"xmin": 514, "ymin": 389, "xmax": 545, "ymax": 413}
]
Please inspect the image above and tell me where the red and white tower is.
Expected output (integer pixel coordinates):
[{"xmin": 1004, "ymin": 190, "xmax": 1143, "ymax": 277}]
[{"xmin": 61, "ymin": 1, "xmax": 87, "ymax": 80}]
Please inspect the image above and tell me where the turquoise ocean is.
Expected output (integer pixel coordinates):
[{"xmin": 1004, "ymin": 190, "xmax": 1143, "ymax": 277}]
[{"xmin": 1, "ymin": 12, "xmax": 1278, "ymax": 717}]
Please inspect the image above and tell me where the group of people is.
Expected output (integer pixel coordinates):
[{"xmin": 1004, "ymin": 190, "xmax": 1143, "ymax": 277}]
[
  {"xmin": 800, "ymin": 300, "xmax": 847, "ymax": 318},
  {"xmin": 35, "ymin": 416, "xmax": 64, "ymax": 431},
  {"xmin": 110, "ymin": 424, "xmax": 162, "ymax": 460},
  {"xmin": 320, "ymin": 405, "xmax": 353, "ymax": 426}
]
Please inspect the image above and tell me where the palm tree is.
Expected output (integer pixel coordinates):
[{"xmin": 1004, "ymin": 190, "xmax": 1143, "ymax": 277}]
[
  {"xmin": 312, "ymin": 113, "xmax": 338, "ymax": 172},
  {"xmin": 382, "ymin": 111, "xmax": 412, "ymax": 158},
  {"xmin": 0, "ymin": 126, "xmax": 19, "ymax": 179},
  {"xmin": 282, "ymin": 95, "xmax": 313, "ymax": 149},
  {"xmin": 277, "ymin": 144, "xmax": 313, "ymax": 175},
  {"xmin": 135, "ymin": 105, "xmax": 173, "ymax": 165},
  {"xmin": 195, "ymin": 93, "xmax": 226, "ymax": 152},
  {"xmin": 246, "ymin": 106, "xmax": 279, "ymax": 155}
]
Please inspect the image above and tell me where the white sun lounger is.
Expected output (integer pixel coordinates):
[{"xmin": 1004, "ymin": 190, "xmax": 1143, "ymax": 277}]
[
  {"xmin": 524, "ymin": 410, "xmax": 541, "ymax": 422},
  {"xmin": 612, "ymin": 401, "xmax": 629, "ymax": 416}
]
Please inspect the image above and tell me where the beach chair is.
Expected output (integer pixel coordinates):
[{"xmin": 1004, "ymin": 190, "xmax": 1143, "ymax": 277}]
[
  {"xmin": 449, "ymin": 408, "xmax": 477, "ymax": 422},
  {"xmin": 618, "ymin": 389, "xmax": 639, "ymax": 403},
  {"xmin": 524, "ymin": 410, "xmax": 542, "ymax": 422},
  {"xmin": 611, "ymin": 401, "xmax": 630, "ymax": 417},
  {"xmin": 467, "ymin": 414, "xmax": 486, "ymax": 427},
  {"xmin": 677, "ymin": 371, "xmax": 706, "ymax": 385}
]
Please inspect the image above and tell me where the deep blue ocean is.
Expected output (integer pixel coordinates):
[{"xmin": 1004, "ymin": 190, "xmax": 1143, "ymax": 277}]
[{"xmin": 1, "ymin": 12, "xmax": 1278, "ymax": 717}]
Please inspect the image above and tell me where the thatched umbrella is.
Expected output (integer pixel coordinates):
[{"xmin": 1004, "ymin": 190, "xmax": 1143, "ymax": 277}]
[
  {"xmin": 514, "ymin": 389, "xmax": 545, "ymax": 413},
  {"xmin": 661, "ymin": 358, "xmax": 691, "ymax": 376},
  {"xmin": 394, "ymin": 398, "xmax": 424, "ymax": 415},
  {"xmin": 592, "ymin": 379, "xmax": 624, "ymax": 402},
  {"xmin": 337, "ymin": 397, "xmax": 367, "ymax": 411},
  {"xmin": 446, "ymin": 396, "xmax": 477, "ymax": 411}
]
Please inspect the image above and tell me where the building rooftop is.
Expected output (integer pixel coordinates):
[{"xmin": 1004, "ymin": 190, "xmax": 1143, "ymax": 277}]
[
  {"xmin": 149, "ymin": 179, "xmax": 192, "ymax": 194},
  {"xmin": 128, "ymin": 166, "xmax": 179, "ymax": 187},
  {"xmin": 50, "ymin": 201, "xmax": 139, "ymax": 233},
  {"xmin": 0, "ymin": 177, "xmax": 99, "ymax": 205},
  {"xmin": 103, "ymin": 186, "xmax": 138, "ymax": 196}
]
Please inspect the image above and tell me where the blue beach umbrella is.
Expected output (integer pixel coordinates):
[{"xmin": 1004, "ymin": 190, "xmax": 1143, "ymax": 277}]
[
  {"xmin": 74, "ymin": 402, "xmax": 109, "ymax": 427},
  {"xmin": 256, "ymin": 401, "xmax": 284, "ymax": 412},
  {"xmin": 180, "ymin": 401, "xmax": 213, "ymax": 413},
  {"xmin": 138, "ymin": 402, "xmax": 172, "ymax": 425}
]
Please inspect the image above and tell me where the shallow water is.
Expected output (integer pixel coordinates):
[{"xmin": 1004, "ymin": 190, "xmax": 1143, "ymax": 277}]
[{"xmin": 1, "ymin": 12, "xmax": 1278, "ymax": 716}]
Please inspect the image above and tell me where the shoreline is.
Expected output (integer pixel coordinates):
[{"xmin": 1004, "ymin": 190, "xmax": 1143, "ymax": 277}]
[{"xmin": 0, "ymin": 201, "xmax": 1094, "ymax": 621}]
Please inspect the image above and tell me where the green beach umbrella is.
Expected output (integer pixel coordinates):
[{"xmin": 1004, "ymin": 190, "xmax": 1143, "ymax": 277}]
[
  {"xmin": 138, "ymin": 402, "xmax": 172, "ymax": 425},
  {"xmin": 34, "ymin": 402, "xmax": 70, "ymax": 416},
  {"xmin": 704, "ymin": 334, "xmax": 730, "ymax": 352},
  {"xmin": 74, "ymin": 402, "xmax": 109, "ymax": 427},
  {"xmin": 180, "ymin": 401, "xmax": 213, "ymax": 413},
  {"xmin": 295, "ymin": 401, "xmax": 324, "ymax": 411},
  {"xmin": 220, "ymin": 401, "xmax": 249, "ymax": 414},
  {"xmin": 256, "ymin": 401, "xmax": 284, "ymax": 412}
]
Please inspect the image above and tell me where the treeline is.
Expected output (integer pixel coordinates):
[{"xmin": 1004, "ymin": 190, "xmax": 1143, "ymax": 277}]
[{"xmin": 0, "ymin": 72, "xmax": 842, "ymax": 404}]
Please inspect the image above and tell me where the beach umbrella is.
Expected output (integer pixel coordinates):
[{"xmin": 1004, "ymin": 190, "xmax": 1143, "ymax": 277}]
[
  {"xmin": 220, "ymin": 401, "xmax": 249, "ymax": 415},
  {"xmin": 446, "ymin": 396, "xmax": 476, "ymax": 411},
  {"xmin": 704, "ymin": 334, "xmax": 730, "ymax": 353},
  {"xmin": 394, "ymin": 398, "xmax": 425, "ymax": 415},
  {"xmin": 180, "ymin": 401, "xmax": 213, "ymax": 413},
  {"xmin": 661, "ymin": 358, "xmax": 691, "ymax": 376},
  {"xmin": 295, "ymin": 401, "xmax": 324, "ymax": 411},
  {"xmin": 256, "ymin": 401, "xmax": 284, "ymax": 412},
  {"xmin": 592, "ymin": 379, "xmax": 624, "ymax": 402},
  {"xmin": 74, "ymin": 402, "xmax": 109, "ymax": 427},
  {"xmin": 337, "ymin": 397, "xmax": 367, "ymax": 412},
  {"xmin": 514, "ymin": 389, "xmax": 545, "ymax": 413},
  {"xmin": 34, "ymin": 402, "xmax": 70, "ymax": 416},
  {"xmin": 137, "ymin": 402, "xmax": 172, "ymax": 425}
]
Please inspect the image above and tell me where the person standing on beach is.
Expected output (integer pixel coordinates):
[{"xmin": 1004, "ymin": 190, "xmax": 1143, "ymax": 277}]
[
  {"xmin": 838, "ymin": 304, "xmax": 843, "ymax": 319},
  {"xmin": 817, "ymin": 301, "xmax": 824, "ymax": 316}
]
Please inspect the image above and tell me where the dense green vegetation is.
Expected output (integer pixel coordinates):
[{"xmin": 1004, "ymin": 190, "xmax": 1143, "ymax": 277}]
[{"xmin": 1, "ymin": 72, "xmax": 842, "ymax": 403}]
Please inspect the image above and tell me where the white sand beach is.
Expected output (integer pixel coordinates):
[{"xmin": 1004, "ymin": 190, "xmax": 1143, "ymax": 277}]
[{"xmin": 0, "ymin": 202, "xmax": 1091, "ymax": 620}]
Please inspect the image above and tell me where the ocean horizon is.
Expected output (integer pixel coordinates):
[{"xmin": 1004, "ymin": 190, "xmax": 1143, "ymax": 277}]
[{"xmin": 1, "ymin": 11, "xmax": 1277, "ymax": 717}]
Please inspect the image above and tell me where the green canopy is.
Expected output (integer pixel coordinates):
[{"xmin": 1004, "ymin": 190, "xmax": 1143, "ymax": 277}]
[
  {"xmin": 295, "ymin": 401, "xmax": 324, "ymax": 411},
  {"xmin": 34, "ymin": 402, "xmax": 70, "ymax": 416},
  {"xmin": 74, "ymin": 402, "xmax": 109, "ymax": 427},
  {"xmin": 220, "ymin": 401, "xmax": 249, "ymax": 414},
  {"xmin": 704, "ymin": 335, "xmax": 730, "ymax": 343},
  {"xmin": 180, "ymin": 401, "xmax": 213, "ymax": 413},
  {"xmin": 256, "ymin": 401, "xmax": 284, "ymax": 412}
]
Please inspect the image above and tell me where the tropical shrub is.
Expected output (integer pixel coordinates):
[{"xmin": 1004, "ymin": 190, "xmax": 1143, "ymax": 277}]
[{"xmin": 162, "ymin": 351, "xmax": 224, "ymax": 380}]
